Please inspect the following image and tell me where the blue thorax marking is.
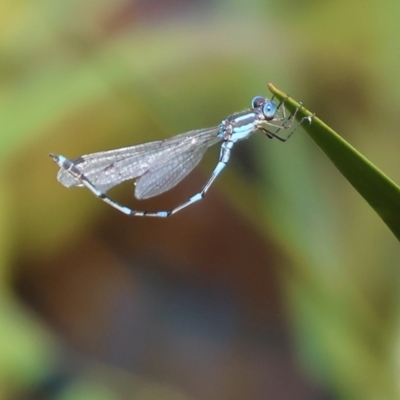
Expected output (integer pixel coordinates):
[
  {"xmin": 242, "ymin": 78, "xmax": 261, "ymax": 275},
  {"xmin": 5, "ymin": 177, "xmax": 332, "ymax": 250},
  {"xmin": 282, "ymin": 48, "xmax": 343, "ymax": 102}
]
[{"xmin": 220, "ymin": 110, "xmax": 259, "ymax": 141}]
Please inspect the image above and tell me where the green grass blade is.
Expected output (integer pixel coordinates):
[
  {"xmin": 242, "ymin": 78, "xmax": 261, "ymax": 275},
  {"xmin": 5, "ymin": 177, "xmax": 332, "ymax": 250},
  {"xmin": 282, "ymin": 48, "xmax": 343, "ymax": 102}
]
[{"xmin": 268, "ymin": 83, "xmax": 400, "ymax": 242}]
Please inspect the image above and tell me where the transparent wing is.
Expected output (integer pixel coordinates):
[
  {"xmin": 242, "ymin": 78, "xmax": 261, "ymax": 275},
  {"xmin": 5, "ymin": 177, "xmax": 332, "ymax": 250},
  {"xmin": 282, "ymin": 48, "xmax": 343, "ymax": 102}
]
[
  {"xmin": 57, "ymin": 126, "xmax": 221, "ymax": 193},
  {"xmin": 135, "ymin": 144, "xmax": 209, "ymax": 199},
  {"xmin": 57, "ymin": 141, "xmax": 162, "ymax": 191}
]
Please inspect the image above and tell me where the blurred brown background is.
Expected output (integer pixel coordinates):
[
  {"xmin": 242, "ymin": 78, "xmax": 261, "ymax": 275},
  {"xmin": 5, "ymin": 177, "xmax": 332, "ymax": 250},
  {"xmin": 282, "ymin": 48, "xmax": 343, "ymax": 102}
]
[{"xmin": 1, "ymin": 0, "xmax": 400, "ymax": 399}]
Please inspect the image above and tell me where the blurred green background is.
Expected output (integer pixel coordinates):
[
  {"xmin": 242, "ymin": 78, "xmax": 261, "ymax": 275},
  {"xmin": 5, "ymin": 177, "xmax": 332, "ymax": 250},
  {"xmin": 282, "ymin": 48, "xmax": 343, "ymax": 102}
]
[{"xmin": 1, "ymin": 0, "xmax": 400, "ymax": 399}]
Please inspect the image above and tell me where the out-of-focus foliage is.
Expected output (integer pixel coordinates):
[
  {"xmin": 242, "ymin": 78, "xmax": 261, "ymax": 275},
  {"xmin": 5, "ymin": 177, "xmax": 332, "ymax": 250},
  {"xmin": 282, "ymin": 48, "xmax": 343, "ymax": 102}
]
[
  {"xmin": 1, "ymin": 0, "xmax": 400, "ymax": 399},
  {"xmin": 270, "ymin": 83, "xmax": 400, "ymax": 242}
]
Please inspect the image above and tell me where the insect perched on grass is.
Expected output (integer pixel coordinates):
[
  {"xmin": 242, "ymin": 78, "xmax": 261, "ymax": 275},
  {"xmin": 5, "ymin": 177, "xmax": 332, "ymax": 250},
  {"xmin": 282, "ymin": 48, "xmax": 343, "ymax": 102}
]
[{"xmin": 50, "ymin": 95, "xmax": 310, "ymax": 217}]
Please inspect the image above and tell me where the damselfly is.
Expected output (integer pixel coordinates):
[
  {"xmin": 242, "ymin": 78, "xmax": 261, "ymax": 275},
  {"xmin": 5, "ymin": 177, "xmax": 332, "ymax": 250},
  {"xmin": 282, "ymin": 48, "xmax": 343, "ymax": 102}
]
[{"xmin": 50, "ymin": 95, "xmax": 310, "ymax": 217}]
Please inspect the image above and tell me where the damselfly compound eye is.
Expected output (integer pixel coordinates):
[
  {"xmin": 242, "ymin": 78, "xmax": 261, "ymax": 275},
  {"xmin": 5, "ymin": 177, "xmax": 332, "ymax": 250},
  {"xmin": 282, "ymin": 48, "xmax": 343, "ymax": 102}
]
[
  {"xmin": 251, "ymin": 96, "xmax": 265, "ymax": 109},
  {"xmin": 263, "ymin": 101, "xmax": 277, "ymax": 120}
]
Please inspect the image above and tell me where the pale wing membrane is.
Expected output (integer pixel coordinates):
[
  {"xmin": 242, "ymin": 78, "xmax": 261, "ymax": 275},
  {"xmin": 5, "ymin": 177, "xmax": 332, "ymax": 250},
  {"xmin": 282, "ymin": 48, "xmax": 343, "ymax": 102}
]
[
  {"xmin": 57, "ymin": 126, "xmax": 221, "ymax": 193},
  {"xmin": 135, "ymin": 145, "xmax": 209, "ymax": 199},
  {"xmin": 56, "ymin": 142, "xmax": 162, "ymax": 191}
]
